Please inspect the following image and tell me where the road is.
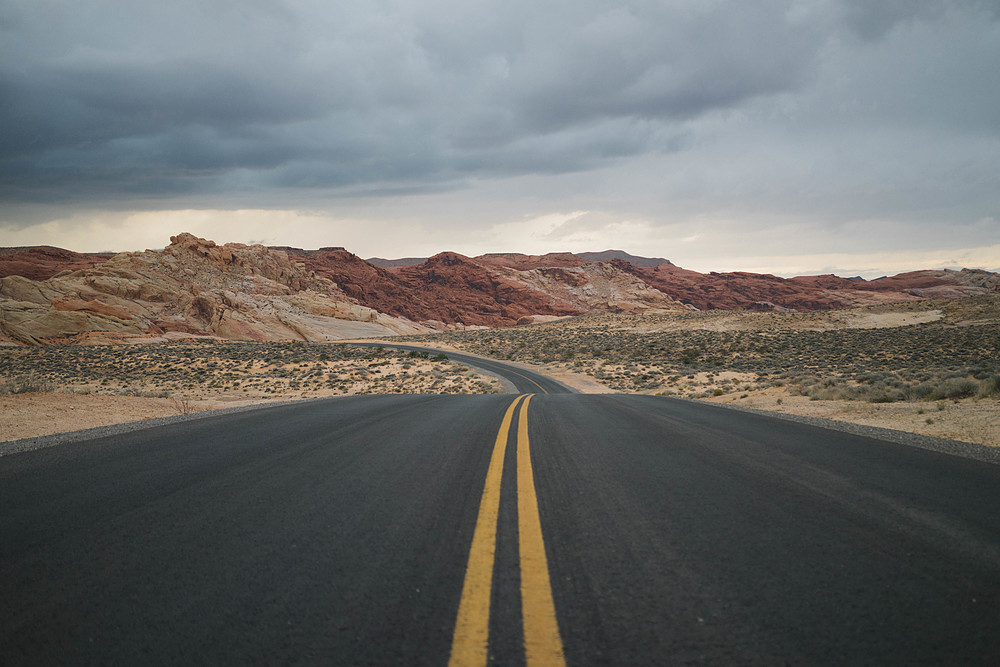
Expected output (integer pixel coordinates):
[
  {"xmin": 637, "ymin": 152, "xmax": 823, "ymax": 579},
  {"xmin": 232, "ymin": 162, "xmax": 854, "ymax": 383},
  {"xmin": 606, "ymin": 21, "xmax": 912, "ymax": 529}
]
[
  {"xmin": 3, "ymin": 356, "xmax": 1000, "ymax": 665},
  {"xmin": 348, "ymin": 342, "xmax": 571, "ymax": 395}
]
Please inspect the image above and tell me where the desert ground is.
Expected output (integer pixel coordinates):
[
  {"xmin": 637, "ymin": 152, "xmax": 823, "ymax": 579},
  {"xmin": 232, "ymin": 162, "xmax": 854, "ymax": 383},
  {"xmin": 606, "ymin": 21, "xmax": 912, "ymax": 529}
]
[
  {"xmin": 0, "ymin": 341, "xmax": 499, "ymax": 442},
  {"xmin": 404, "ymin": 293, "xmax": 1000, "ymax": 448},
  {"xmin": 3, "ymin": 294, "xmax": 998, "ymax": 448}
]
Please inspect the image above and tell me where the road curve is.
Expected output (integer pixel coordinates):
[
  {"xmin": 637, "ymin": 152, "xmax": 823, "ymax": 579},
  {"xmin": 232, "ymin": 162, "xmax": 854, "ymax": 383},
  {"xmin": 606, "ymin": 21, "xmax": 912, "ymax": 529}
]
[
  {"xmin": 3, "ymin": 393, "xmax": 1000, "ymax": 664},
  {"xmin": 346, "ymin": 342, "xmax": 573, "ymax": 394}
]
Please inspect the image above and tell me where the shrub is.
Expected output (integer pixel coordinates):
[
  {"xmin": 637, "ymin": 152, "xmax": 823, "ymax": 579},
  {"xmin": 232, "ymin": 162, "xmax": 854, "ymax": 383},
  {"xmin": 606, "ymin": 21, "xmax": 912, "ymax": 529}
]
[
  {"xmin": 679, "ymin": 347, "xmax": 701, "ymax": 364},
  {"xmin": 809, "ymin": 385, "xmax": 855, "ymax": 401},
  {"xmin": 0, "ymin": 373, "xmax": 53, "ymax": 394},
  {"xmin": 978, "ymin": 375, "xmax": 1000, "ymax": 398},
  {"xmin": 904, "ymin": 382, "xmax": 936, "ymax": 401},
  {"xmin": 927, "ymin": 377, "xmax": 978, "ymax": 401}
]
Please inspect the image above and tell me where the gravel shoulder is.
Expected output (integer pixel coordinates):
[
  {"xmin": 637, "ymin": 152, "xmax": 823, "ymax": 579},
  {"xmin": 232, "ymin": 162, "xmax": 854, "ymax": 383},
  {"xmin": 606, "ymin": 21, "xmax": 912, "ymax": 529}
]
[
  {"xmin": 693, "ymin": 396, "xmax": 1000, "ymax": 466},
  {"xmin": 0, "ymin": 394, "xmax": 327, "ymax": 457}
]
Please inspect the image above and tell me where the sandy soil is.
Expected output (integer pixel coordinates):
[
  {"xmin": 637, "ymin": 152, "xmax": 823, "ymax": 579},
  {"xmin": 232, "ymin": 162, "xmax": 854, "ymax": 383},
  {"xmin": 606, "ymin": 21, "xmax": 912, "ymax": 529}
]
[
  {"xmin": 0, "ymin": 392, "xmax": 269, "ymax": 442},
  {"xmin": 832, "ymin": 309, "xmax": 944, "ymax": 330},
  {"xmin": 704, "ymin": 386, "xmax": 1000, "ymax": 448},
  {"xmin": 516, "ymin": 306, "xmax": 947, "ymax": 336},
  {"xmin": 0, "ymin": 343, "xmax": 502, "ymax": 443},
  {"xmin": 535, "ymin": 367, "xmax": 614, "ymax": 393}
]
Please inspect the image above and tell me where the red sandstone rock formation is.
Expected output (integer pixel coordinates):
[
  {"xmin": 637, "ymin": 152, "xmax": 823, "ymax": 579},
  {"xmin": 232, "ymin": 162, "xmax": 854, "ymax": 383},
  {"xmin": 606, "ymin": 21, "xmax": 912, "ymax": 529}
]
[
  {"xmin": 0, "ymin": 247, "xmax": 114, "ymax": 281},
  {"xmin": 474, "ymin": 252, "xmax": 585, "ymax": 271},
  {"xmin": 0, "ymin": 234, "xmax": 426, "ymax": 345},
  {"xmin": 2, "ymin": 234, "xmax": 998, "ymax": 345},
  {"xmin": 621, "ymin": 262, "xmax": 998, "ymax": 311},
  {"xmin": 285, "ymin": 248, "xmax": 582, "ymax": 327}
]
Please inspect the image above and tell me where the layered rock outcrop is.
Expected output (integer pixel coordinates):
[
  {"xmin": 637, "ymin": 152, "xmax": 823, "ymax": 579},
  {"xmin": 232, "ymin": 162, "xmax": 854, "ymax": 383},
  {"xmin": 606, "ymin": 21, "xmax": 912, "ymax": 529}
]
[
  {"xmin": 623, "ymin": 262, "xmax": 999, "ymax": 311},
  {"xmin": 0, "ymin": 247, "xmax": 113, "ymax": 281},
  {"xmin": 0, "ymin": 234, "xmax": 427, "ymax": 345},
  {"xmin": 284, "ymin": 248, "xmax": 583, "ymax": 327},
  {"xmin": 1, "ymin": 234, "xmax": 997, "ymax": 345}
]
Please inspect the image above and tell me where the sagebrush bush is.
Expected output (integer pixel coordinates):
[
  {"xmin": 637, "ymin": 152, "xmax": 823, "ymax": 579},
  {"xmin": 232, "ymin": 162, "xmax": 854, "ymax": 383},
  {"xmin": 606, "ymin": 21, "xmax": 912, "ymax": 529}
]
[
  {"xmin": 904, "ymin": 382, "xmax": 937, "ymax": 401},
  {"xmin": 978, "ymin": 375, "xmax": 1000, "ymax": 398},
  {"xmin": 0, "ymin": 373, "xmax": 53, "ymax": 394},
  {"xmin": 927, "ymin": 377, "xmax": 979, "ymax": 401}
]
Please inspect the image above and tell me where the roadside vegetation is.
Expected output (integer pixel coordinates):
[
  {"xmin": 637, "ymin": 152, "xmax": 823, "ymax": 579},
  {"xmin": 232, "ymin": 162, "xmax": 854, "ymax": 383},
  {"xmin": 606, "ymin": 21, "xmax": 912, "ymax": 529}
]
[
  {"xmin": 405, "ymin": 294, "xmax": 1000, "ymax": 403},
  {"xmin": 0, "ymin": 341, "xmax": 499, "ymax": 402}
]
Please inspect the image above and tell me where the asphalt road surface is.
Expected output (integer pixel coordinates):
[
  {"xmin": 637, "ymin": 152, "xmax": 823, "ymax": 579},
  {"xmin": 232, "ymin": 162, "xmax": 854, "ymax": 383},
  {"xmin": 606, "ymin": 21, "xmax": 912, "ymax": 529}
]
[{"xmin": 3, "ymin": 356, "xmax": 1000, "ymax": 665}]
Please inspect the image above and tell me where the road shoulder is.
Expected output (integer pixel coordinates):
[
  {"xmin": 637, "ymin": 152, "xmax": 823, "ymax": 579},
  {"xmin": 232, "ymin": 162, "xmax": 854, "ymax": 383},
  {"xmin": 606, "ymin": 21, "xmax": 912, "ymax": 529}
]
[{"xmin": 690, "ymin": 397, "xmax": 1000, "ymax": 466}]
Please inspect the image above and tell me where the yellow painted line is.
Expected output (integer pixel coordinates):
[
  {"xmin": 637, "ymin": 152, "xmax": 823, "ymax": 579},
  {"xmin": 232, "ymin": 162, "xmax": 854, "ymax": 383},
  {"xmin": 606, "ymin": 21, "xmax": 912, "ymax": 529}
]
[
  {"xmin": 516, "ymin": 395, "xmax": 566, "ymax": 666},
  {"xmin": 449, "ymin": 394, "xmax": 527, "ymax": 667}
]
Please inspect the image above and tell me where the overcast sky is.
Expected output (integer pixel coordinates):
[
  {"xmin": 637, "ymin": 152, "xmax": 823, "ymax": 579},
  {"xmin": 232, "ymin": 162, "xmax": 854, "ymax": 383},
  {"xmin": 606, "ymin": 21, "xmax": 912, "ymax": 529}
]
[{"xmin": 2, "ymin": 0, "xmax": 998, "ymax": 277}]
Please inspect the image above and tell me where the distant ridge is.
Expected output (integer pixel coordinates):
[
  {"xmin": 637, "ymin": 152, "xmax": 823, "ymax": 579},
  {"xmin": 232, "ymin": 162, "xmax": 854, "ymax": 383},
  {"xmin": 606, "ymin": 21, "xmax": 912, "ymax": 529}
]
[
  {"xmin": 577, "ymin": 250, "xmax": 673, "ymax": 267},
  {"xmin": 368, "ymin": 250, "xmax": 673, "ymax": 269},
  {"xmin": 366, "ymin": 256, "xmax": 427, "ymax": 268},
  {"xmin": 271, "ymin": 246, "xmax": 346, "ymax": 254}
]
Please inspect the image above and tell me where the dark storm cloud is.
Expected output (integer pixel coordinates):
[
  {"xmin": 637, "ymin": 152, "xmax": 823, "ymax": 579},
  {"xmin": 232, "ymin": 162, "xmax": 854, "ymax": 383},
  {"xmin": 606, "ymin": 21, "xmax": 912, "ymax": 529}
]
[
  {"xmin": 0, "ymin": 0, "xmax": 822, "ymax": 205},
  {"xmin": 841, "ymin": 0, "xmax": 1000, "ymax": 40},
  {"xmin": 1, "ymin": 0, "xmax": 998, "ymax": 223}
]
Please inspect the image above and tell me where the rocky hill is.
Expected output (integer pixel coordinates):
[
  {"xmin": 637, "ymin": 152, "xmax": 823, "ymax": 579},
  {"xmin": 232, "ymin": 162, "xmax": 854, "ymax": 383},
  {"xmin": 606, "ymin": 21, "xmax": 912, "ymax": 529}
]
[
  {"xmin": 577, "ymin": 250, "xmax": 673, "ymax": 267},
  {"xmin": 0, "ymin": 247, "xmax": 114, "ymax": 282},
  {"xmin": 0, "ymin": 234, "xmax": 428, "ymax": 345},
  {"xmin": 1, "ymin": 233, "xmax": 997, "ymax": 345},
  {"xmin": 619, "ymin": 262, "xmax": 997, "ymax": 312},
  {"xmin": 286, "ymin": 249, "xmax": 583, "ymax": 328},
  {"xmin": 365, "ymin": 256, "xmax": 429, "ymax": 268}
]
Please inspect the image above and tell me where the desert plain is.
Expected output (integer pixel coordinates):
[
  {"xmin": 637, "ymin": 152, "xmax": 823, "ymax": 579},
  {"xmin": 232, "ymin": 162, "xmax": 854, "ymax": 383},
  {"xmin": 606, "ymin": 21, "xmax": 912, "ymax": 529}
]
[
  {"xmin": 3, "ymin": 292, "xmax": 999, "ymax": 449},
  {"xmin": 0, "ymin": 341, "xmax": 500, "ymax": 442},
  {"xmin": 403, "ymin": 293, "xmax": 1000, "ymax": 448}
]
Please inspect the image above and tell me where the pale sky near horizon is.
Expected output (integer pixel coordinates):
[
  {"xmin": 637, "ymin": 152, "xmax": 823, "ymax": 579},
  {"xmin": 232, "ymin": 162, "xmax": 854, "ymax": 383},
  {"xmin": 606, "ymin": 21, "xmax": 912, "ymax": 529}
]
[{"xmin": 2, "ymin": 1, "xmax": 999, "ymax": 278}]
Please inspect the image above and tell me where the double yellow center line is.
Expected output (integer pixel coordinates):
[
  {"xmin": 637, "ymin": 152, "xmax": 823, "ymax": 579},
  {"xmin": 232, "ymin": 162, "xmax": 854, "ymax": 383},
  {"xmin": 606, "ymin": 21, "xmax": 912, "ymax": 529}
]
[{"xmin": 449, "ymin": 394, "xmax": 565, "ymax": 667}]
